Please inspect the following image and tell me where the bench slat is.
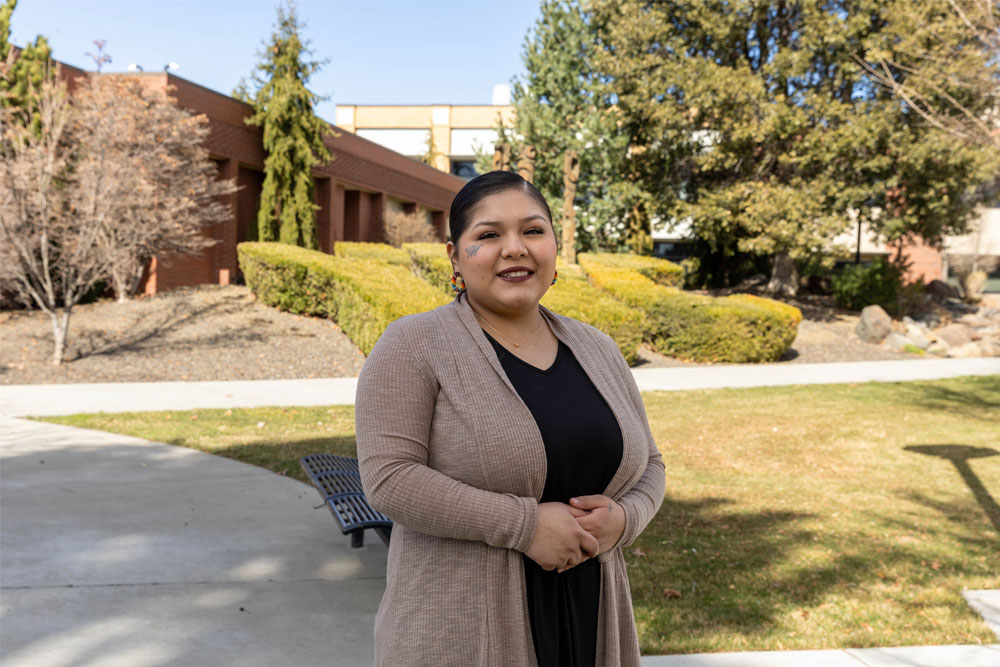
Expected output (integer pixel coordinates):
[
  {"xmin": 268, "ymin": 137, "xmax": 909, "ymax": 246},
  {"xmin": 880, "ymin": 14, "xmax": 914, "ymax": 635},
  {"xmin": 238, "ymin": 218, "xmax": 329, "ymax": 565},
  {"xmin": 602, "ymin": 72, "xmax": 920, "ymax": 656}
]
[{"xmin": 299, "ymin": 454, "xmax": 392, "ymax": 548}]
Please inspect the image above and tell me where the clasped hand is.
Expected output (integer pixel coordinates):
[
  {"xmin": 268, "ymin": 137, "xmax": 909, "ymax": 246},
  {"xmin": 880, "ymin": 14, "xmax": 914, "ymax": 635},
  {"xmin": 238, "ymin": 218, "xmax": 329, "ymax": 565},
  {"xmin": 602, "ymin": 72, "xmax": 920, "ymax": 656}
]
[{"xmin": 523, "ymin": 495, "xmax": 625, "ymax": 573}]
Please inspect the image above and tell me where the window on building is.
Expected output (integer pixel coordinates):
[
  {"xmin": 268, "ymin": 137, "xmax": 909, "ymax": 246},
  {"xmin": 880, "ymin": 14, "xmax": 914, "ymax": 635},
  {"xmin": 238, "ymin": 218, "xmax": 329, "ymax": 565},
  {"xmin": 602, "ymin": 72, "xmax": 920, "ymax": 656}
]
[{"xmin": 450, "ymin": 160, "xmax": 479, "ymax": 180}]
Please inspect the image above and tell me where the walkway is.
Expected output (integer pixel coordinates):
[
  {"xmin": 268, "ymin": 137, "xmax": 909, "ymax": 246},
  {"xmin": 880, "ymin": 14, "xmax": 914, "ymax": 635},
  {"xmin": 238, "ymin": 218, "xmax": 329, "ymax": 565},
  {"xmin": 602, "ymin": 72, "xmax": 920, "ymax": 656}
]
[{"xmin": 1, "ymin": 357, "xmax": 996, "ymax": 417}]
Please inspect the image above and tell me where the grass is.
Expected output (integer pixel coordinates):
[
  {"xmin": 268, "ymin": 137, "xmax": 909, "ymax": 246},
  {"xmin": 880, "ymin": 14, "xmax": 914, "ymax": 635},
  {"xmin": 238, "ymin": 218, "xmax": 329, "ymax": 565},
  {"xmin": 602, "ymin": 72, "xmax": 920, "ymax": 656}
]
[{"xmin": 38, "ymin": 375, "xmax": 1000, "ymax": 653}]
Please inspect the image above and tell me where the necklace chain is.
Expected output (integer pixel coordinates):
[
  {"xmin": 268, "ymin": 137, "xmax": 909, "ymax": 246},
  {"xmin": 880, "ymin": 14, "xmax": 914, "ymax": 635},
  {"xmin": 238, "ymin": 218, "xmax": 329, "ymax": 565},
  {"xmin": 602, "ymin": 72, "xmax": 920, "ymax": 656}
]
[{"xmin": 472, "ymin": 308, "xmax": 543, "ymax": 349}]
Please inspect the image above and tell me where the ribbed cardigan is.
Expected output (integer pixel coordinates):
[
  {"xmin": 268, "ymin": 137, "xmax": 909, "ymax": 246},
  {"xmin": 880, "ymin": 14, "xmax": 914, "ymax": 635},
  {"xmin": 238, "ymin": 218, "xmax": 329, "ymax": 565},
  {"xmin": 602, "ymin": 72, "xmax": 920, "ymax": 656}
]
[{"xmin": 355, "ymin": 293, "xmax": 666, "ymax": 666}]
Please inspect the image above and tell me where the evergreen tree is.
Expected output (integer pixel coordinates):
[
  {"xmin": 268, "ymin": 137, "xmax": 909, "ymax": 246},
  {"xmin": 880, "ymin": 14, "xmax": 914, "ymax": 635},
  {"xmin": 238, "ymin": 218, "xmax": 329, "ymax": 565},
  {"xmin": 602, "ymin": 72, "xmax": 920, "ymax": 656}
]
[
  {"xmin": 244, "ymin": 0, "xmax": 331, "ymax": 248},
  {"xmin": 590, "ymin": 0, "xmax": 1000, "ymax": 289},
  {"xmin": 485, "ymin": 0, "xmax": 640, "ymax": 253},
  {"xmin": 1, "ymin": 0, "xmax": 56, "ymax": 132}
]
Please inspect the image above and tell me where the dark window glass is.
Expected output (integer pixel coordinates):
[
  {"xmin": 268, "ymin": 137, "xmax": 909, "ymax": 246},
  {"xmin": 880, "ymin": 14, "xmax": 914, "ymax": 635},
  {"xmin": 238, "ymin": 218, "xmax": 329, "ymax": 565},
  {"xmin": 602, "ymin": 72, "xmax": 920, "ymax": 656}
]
[{"xmin": 450, "ymin": 160, "xmax": 479, "ymax": 180}]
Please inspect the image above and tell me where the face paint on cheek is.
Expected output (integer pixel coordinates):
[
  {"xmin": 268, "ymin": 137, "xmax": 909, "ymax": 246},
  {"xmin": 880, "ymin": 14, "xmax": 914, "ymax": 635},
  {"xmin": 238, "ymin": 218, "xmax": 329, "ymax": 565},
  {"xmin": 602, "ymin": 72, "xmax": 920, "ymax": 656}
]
[{"xmin": 465, "ymin": 244, "xmax": 483, "ymax": 258}]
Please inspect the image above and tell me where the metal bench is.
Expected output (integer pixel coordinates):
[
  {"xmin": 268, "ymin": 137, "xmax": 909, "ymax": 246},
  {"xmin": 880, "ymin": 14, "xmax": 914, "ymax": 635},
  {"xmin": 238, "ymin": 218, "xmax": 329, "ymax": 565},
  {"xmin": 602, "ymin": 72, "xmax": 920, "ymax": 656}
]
[{"xmin": 299, "ymin": 454, "xmax": 392, "ymax": 548}]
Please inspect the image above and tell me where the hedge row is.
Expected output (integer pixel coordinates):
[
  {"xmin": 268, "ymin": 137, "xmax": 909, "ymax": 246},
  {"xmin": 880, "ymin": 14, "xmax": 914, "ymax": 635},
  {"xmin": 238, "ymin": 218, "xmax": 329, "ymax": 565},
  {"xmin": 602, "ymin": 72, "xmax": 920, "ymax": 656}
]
[
  {"xmin": 400, "ymin": 243, "xmax": 645, "ymax": 363},
  {"xmin": 237, "ymin": 242, "xmax": 449, "ymax": 355},
  {"xmin": 579, "ymin": 255, "xmax": 801, "ymax": 363},
  {"xmin": 404, "ymin": 242, "xmax": 454, "ymax": 295},
  {"xmin": 580, "ymin": 252, "xmax": 684, "ymax": 288},
  {"xmin": 334, "ymin": 241, "xmax": 412, "ymax": 266}
]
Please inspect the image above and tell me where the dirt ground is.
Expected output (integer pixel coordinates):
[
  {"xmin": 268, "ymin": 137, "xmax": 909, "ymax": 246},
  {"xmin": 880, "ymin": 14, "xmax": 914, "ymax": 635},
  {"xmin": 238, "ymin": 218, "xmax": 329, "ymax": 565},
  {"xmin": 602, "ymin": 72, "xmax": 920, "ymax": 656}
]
[{"xmin": 0, "ymin": 285, "xmax": 918, "ymax": 385}]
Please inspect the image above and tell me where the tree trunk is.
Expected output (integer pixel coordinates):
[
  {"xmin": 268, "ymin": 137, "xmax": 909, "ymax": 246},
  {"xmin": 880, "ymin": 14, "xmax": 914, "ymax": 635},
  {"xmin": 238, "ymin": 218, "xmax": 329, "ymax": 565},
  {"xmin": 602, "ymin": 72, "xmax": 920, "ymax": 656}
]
[
  {"xmin": 766, "ymin": 251, "xmax": 798, "ymax": 298},
  {"xmin": 49, "ymin": 308, "xmax": 71, "ymax": 364}
]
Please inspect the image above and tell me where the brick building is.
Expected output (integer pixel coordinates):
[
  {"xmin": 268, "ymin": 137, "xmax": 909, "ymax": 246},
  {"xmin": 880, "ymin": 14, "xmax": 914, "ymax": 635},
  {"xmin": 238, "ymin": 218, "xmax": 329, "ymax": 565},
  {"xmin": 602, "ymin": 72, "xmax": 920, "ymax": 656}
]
[{"xmin": 55, "ymin": 62, "xmax": 465, "ymax": 296}]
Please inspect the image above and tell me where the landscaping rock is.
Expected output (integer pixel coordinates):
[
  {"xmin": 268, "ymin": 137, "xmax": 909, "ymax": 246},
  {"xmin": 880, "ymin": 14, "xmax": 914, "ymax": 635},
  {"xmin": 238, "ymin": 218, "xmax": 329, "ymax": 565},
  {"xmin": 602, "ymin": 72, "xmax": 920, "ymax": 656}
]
[
  {"xmin": 927, "ymin": 279, "xmax": 961, "ymax": 302},
  {"xmin": 979, "ymin": 339, "xmax": 1000, "ymax": 357},
  {"xmin": 906, "ymin": 330, "xmax": 931, "ymax": 350},
  {"xmin": 935, "ymin": 323, "xmax": 972, "ymax": 348},
  {"xmin": 855, "ymin": 305, "xmax": 892, "ymax": 343},
  {"xmin": 959, "ymin": 313, "xmax": 989, "ymax": 326},
  {"xmin": 942, "ymin": 297, "xmax": 979, "ymax": 314},
  {"xmin": 947, "ymin": 342, "xmax": 983, "ymax": 358},
  {"xmin": 883, "ymin": 332, "xmax": 915, "ymax": 352},
  {"xmin": 927, "ymin": 341, "xmax": 950, "ymax": 355},
  {"xmin": 903, "ymin": 316, "xmax": 927, "ymax": 331}
]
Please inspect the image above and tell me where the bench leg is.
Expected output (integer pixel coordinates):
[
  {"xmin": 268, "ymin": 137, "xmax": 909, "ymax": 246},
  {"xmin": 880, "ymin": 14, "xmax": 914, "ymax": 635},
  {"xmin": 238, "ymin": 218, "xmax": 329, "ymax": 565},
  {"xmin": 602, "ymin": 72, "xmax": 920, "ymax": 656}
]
[{"xmin": 351, "ymin": 530, "xmax": 365, "ymax": 549}]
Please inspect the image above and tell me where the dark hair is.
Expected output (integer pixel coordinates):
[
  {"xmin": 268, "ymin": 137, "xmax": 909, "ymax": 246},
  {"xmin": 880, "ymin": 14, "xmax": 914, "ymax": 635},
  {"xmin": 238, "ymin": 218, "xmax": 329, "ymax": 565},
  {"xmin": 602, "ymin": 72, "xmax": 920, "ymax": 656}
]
[{"xmin": 448, "ymin": 171, "xmax": 553, "ymax": 246}]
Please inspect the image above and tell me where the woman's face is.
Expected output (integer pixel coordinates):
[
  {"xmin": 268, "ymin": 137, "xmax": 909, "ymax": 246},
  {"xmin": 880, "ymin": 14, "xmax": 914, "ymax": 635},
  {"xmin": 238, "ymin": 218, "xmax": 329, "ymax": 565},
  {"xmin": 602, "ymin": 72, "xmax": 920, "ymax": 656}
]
[{"xmin": 447, "ymin": 188, "xmax": 557, "ymax": 318}]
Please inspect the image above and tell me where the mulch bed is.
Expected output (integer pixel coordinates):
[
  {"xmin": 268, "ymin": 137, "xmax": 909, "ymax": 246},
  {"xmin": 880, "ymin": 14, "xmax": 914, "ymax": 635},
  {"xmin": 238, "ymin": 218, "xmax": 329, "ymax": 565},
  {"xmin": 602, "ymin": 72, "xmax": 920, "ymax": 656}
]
[
  {"xmin": 0, "ymin": 285, "xmax": 366, "ymax": 384},
  {"xmin": 0, "ymin": 285, "xmax": 914, "ymax": 385}
]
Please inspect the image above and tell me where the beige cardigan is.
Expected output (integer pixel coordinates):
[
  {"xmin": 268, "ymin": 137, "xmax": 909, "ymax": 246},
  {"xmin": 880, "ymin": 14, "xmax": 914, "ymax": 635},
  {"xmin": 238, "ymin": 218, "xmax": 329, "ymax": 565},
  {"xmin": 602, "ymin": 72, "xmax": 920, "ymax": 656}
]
[{"xmin": 355, "ymin": 293, "xmax": 665, "ymax": 666}]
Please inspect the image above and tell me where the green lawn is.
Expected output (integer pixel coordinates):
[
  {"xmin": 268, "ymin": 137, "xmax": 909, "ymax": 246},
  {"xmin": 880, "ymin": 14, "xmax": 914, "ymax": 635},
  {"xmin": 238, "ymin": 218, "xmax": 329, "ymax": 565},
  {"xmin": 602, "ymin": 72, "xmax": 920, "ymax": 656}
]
[{"xmin": 39, "ymin": 375, "xmax": 1000, "ymax": 653}]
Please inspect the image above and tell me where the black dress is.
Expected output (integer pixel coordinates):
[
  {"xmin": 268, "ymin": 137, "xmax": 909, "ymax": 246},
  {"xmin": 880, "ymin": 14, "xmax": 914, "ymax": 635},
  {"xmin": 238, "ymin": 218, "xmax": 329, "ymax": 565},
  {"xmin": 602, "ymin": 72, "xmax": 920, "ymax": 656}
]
[{"xmin": 484, "ymin": 332, "xmax": 624, "ymax": 667}]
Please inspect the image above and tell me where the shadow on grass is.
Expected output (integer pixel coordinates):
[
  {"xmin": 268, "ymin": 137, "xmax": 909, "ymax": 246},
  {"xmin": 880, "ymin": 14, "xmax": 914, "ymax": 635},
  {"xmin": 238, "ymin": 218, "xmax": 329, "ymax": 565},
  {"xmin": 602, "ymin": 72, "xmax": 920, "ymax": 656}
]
[
  {"xmin": 891, "ymin": 378, "xmax": 1000, "ymax": 423},
  {"xmin": 628, "ymin": 495, "xmax": 816, "ymax": 642},
  {"xmin": 904, "ymin": 444, "xmax": 1000, "ymax": 535},
  {"xmin": 628, "ymin": 487, "xmax": 998, "ymax": 653}
]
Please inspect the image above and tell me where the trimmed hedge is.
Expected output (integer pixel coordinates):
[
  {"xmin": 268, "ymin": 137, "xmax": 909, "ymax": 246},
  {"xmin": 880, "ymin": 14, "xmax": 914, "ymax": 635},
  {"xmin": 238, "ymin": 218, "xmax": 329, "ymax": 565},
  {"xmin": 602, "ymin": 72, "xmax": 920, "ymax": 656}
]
[
  {"xmin": 579, "ymin": 255, "xmax": 801, "ymax": 363},
  {"xmin": 404, "ymin": 242, "xmax": 454, "ymax": 294},
  {"xmin": 581, "ymin": 252, "xmax": 684, "ymax": 288},
  {"xmin": 334, "ymin": 241, "xmax": 412, "ymax": 266},
  {"xmin": 541, "ymin": 275, "xmax": 645, "ymax": 365},
  {"xmin": 402, "ymin": 243, "xmax": 644, "ymax": 363},
  {"xmin": 237, "ymin": 242, "xmax": 449, "ymax": 355}
]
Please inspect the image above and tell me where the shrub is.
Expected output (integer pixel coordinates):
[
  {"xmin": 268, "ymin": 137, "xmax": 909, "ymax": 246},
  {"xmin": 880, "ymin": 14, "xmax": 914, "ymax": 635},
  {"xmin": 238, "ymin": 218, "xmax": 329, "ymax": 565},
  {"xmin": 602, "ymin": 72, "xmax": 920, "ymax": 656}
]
[
  {"xmin": 542, "ymin": 270, "xmax": 646, "ymax": 365},
  {"xmin": 334, "ymin": 241, "xmax": 411, "ymax": 266},
  {"xmin": 237, "ymin": 242, "xmax": 449, "ymax": 355},
  {"xmin": 581, "ymin": 252, "xmax": 684, "ymax": 287},
  {"xmin": 404, "ymin": 242, "xmax": 454, "ymax": 294},
  {"xmin": 580, "ymin": 255, "xmax": 800, "ymax": 363},
  {"xmin": 384, "ymin": 209, "xmax": 438, "ymax": 247},
  {"xmin": 831, "ymin": 259, "xmax": 904, "ymax": 314},
  {"xmin": 401, "ymin": 243, "xmax": 645, "ymax": 363}
]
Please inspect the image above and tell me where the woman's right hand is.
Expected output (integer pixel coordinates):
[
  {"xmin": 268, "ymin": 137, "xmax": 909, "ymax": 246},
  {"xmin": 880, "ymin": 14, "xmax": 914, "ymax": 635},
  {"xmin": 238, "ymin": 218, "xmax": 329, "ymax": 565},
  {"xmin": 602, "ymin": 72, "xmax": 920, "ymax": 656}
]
[{"xmin": 524, "ymin": 502, "xmax": 600, "ymax": 572}]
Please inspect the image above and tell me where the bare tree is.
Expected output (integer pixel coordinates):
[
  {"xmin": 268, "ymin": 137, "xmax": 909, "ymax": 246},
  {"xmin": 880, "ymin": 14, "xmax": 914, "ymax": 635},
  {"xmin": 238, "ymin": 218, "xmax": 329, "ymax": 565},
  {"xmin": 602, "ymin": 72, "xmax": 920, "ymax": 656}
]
[
  {"xmin": 858, "ymin": 0, "xmax": 1000, "ymax": 148},
  {"xmin": 70, "ymin": 76, "xmax": 237, "ymax": 301},
  {"xmin": 0, "ymin": 68, "xmax": 114, "ymax": 363}
]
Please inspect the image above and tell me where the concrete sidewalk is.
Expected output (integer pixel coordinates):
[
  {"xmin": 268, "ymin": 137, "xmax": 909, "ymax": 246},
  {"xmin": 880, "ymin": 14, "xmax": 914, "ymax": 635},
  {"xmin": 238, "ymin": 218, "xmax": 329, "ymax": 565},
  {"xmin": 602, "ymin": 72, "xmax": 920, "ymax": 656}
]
[
  {"xmin": 1, "ymin": 357, "xmax": 997, "ymax": 417},
  {"xmin": 0, "ymin": 416, "xmax": 386, "ymax": 666}
]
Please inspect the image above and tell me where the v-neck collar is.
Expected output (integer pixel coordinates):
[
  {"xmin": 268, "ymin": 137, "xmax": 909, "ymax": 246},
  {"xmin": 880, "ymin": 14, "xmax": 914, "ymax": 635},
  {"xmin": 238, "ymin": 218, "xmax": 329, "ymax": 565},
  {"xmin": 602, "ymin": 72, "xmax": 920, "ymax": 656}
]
[{"xmin": 482, "ymin": 330, "xmax": 566, "ymax": 375}]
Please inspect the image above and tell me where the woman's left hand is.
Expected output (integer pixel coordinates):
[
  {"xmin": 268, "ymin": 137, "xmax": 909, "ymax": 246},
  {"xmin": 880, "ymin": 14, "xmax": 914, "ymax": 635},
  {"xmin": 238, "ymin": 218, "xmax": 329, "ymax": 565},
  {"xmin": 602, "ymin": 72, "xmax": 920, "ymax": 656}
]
[{"xmin": 568, "ymin": 495, "xmax": 625, "ymax": 557}]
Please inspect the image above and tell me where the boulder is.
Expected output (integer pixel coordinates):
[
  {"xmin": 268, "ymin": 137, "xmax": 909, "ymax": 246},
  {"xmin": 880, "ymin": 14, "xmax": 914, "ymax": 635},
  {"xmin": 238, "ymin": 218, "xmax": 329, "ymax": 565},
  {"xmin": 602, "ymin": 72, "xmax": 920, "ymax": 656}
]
[
  {"xmin": 906, "ymin": 330, "xmax": 931, "ymax": 350},
  {"xmin": 947, "ymin": 342, "xmax": 982, "ymax": 358},
  {"xmin": 927, "ymin": 341, "xmax": 949, "ymax": 355},
  {"xmin": 979, "ymin": 339, "xmax": 1000, "ymax": 357},
  {"xmin": 884, "ymin": 332, "xmax": 915, "ymax": 351},
  {"xmin": 942, "ymin": 297, "xmax": 979, "ymax": 314},
  {"xmin": 855, "ymin": 305, "xmax": 892, "ymax": 343},
  {"xmin": 958, "ymin": 313, "xmax": 988, "ymax": 326},
  {"xmin": 927, "ymin": 279, "xmax": 961, "ymax": 302},
  {"xmin": 935, "ymin": 323, "xmax": 972, "ymax": 348}
]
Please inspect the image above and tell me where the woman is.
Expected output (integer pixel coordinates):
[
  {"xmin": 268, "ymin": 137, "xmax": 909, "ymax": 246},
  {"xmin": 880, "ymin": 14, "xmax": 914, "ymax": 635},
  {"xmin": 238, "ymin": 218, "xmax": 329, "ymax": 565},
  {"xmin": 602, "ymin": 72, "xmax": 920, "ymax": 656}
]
[{"xmin": 356, "ymin": 171, "xmax": 665, "ymax": 667}]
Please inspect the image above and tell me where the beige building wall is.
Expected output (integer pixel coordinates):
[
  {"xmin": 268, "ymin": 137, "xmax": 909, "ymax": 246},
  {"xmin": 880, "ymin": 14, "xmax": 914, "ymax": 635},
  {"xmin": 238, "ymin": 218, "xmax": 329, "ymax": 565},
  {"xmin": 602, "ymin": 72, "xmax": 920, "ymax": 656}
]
[{"xmin": 334, "ymin": 103, "xmax": 515, "ymax": 177}]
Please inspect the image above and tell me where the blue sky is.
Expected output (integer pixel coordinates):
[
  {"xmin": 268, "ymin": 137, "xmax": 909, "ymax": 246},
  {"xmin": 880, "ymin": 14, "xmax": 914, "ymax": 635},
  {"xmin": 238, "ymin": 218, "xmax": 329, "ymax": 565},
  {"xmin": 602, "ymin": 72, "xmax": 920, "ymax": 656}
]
[{"xmin": 10, "ymin": 0, "xmax": 542, "ymax": 121}]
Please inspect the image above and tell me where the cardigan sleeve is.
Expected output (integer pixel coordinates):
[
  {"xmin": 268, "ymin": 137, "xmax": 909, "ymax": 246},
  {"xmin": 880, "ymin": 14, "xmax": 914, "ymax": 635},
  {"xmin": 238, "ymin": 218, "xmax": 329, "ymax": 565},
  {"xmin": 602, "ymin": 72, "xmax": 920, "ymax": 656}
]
[
  {"xmin": 609, "ymin": 339, "xmax": 666, "ymax": 549},
  {"xmin": 355, "ymin": 319, "xmax": 538, "ymax": 553}
]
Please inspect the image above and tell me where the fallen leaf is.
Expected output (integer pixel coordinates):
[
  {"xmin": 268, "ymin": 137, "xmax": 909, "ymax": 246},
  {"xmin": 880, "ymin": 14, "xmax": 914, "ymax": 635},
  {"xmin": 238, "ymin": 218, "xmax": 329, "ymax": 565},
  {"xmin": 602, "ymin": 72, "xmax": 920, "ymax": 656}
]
[
  {"xmin": 663, "ymin": 588, "xmax": 682, "ymax": 599},
  {"xmin": 800, "ymin": 609, "xmax": 809, "ymax": 620},
  {"xmin": 631, "ymin": 547, "xmax": 647, "ymax": 558}
]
